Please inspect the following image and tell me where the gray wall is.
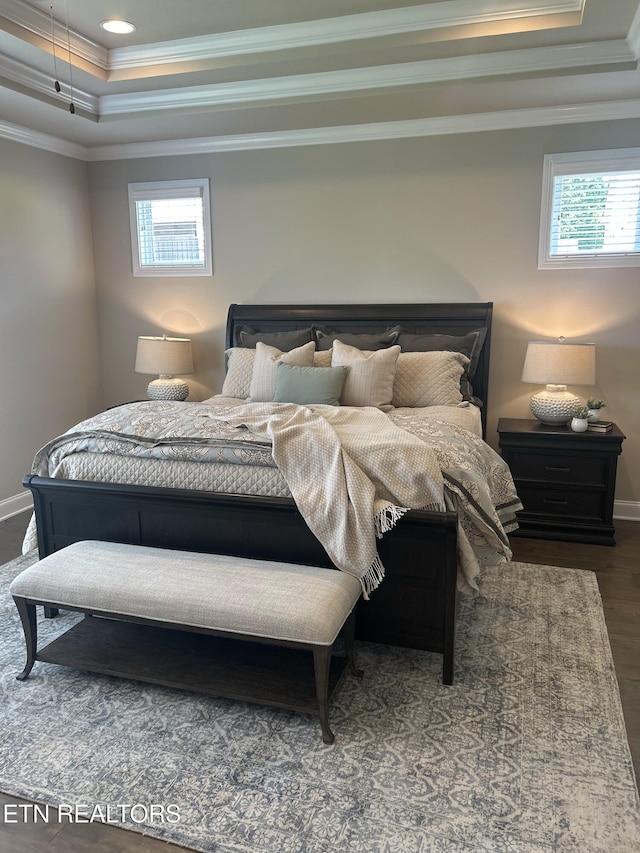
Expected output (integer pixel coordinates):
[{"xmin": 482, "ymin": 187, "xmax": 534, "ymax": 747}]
[
  {"xmin": 0, "ymin": 138, "xmax": 101, "ymax": 512},
  {"xmin": 2, "ymin": 117, "xmax": 638, "ymax": 514},
  {"xmin": 88, "ymin": 119, "xmax": 640, "ymax": 508}
]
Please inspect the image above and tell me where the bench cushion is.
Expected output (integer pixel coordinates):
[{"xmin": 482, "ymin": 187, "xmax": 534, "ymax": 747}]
[{"xmin": 10, "ymin": 541, "xmax": 361, "ymax": 646}]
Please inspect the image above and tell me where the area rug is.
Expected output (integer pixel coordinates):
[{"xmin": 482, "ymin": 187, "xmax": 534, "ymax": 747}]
[{"xmin": 1, "ymin": 553, "xmax": 639, "ymax": 853}]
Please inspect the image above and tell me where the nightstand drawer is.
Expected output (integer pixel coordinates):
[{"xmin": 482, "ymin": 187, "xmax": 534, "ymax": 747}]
[
  {"xmin": 517, "ymin": 486, "xmax": 604, "ymax": 521},
  {"xmin": 507, "ymin": 452, "xmax": 606, "ymax": 486}
]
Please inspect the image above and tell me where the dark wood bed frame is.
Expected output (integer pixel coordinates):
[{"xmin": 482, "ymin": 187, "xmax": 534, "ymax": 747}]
[{"xmin": 23, "ymin": 302, "xmax": 493, "ymax": 685}]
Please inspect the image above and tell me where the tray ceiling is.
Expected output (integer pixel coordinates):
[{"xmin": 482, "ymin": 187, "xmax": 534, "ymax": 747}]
[{"xmin": 0, "ymin": 0, "xmax": 639, "ymax": 159}]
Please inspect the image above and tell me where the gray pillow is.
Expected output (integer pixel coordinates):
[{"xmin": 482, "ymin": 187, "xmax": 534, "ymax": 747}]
[
  {"xmin": 396, "ymin": 328, "xmax": 487, "ymax": 401},
  {"xmin": 314, "ymin": 325, "xmax": 401, "ymax": 352},
  {"xmin": 238, "ymin": 326, "xmax": 315, "ymax": 351},
  {"xmin": 272, "ymin": 363, "xmax": 347, "ymax": 406}
]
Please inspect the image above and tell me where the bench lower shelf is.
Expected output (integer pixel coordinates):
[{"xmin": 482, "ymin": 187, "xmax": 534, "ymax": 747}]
[{"xmin": 36, "ymin": 616, "xmax": 349, "ymax": 716}]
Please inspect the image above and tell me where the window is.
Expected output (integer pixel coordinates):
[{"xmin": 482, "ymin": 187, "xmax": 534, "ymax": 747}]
[
  {"xmin": 538, "ymin": 149, "xmax": 640, "ymax": 269},
  {"xmin": 128, "ymin": 179, "xmax": 212, "ymax": 276}
]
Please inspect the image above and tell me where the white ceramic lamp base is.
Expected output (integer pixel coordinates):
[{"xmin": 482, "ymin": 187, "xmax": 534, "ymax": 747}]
[
  {"xmin": 530, "ymin": 384, "xmax": 580, "ymax": 425},
  {"xmin": 147, "ymin": 376, "xmax": 189, "ymax": 401}
]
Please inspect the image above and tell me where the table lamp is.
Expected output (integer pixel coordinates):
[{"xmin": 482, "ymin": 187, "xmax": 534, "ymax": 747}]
[
  {"xmin": 135, "ymin": 334, "xmax": 194, "ymax": 401},
  {"xmin": 521, "ymin": 338, "xmax": 595, "ymax": 425}
]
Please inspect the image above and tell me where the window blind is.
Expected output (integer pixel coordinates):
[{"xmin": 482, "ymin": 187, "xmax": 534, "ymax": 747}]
[{"xmin": 550, "ymin": 172, "xmax": 640, "ymax": 257}]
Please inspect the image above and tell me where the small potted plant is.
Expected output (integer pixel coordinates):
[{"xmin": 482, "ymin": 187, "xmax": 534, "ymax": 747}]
[
  {"xmin": 571, "ymin": 405, "xmax": 590, "ymax": 432},
  {"xmin": 586, "ymin": 398, "xmax": 606, "ymax": 423}
]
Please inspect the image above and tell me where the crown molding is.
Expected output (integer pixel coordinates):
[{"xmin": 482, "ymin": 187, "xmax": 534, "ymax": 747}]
[
  {"xmin": 0, "ymin": 0, "xmax": 107, "ymax": 71},
  {"xmin": 100, "ymin": 40, "xmax": 633, "ymax": 116},
  {"xmin": 0, "ymin": 119, "xmax": 86, "ymax": 159},
  {"xmin": 107, "ymin": 0, "xmax": 585, "ymax": 71},
  {"xmin": 85, "ymin": 99, "xmax": 640, "ymax": 161},
  {"xmin": 6, "ymin": 32, "xmax": 627, "ymax": 119},
  {"xmin": 2, "ymin": 98, "xmax": 639, "ymax": 163},
  {"xmin": 0, "ymin": 0, "xmax": 586, "ymax": 79},
  {"xmin": 0, "ymin": 54, "xmax": 98, "ymax": 114}
]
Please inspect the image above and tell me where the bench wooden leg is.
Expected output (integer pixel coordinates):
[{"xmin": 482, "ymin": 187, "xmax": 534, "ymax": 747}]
[
  {"xmin": 13, "ymin": 597, "xmax": 37, "ymax": 681},
  {"xmin": 312, "ymin": 645, "xmax": 335, "ymax": 744},
  {"xmin": 342, "ymin": 608, "xmax": 363, "ymax": 678}
]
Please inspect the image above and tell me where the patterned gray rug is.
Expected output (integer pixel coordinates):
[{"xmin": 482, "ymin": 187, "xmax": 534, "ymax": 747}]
[{"xmin": 1, "ymin": 552, "xmax": 639, "ymax": 852}]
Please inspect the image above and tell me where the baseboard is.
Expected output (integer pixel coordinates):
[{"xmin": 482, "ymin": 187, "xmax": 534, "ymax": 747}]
[
  {"xmin": 613, "ymin": 500, "xmax": 640, "ymax": 522},
  {"xmin": 0, "ymin": 492, "xmax": 33, "ymax": 523}
]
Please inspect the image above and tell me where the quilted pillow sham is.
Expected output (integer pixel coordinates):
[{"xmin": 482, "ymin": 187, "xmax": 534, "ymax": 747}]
[
  {"xmin": 222, "ymin": 347, "xmax": 255, "ymax": 398},
  {"xmin": 249, "ymin": 341, "xmax": 316, "ymax": 402},
  {"xmin": 396, "ymin": 328, "xmax": 487, "ymax": 401},
  {"xmin": 331, "ymin": 340, "xmax": 400, "ymax": 409},
  {"xmin": 272, "ymin": 363, "xmax": 348, "ymax": 406},
  {"xmin": 392, "ymin": 350, "xmax": 468, "ymax": 408}
]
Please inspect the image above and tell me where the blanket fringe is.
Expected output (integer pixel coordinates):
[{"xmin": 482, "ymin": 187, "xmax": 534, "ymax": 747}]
[
  {"xmin": 374, "ymin": 505, "xmax": 410, "ymax": 538},
  {"xmin": 361, "ymin": 554, "xmax": 386, "ymax": 600},
  {"xmin": 374, "ymin": 501, "xmax": 446, "ymax": 539},
  {"xmin": 367, "ymin": 499, "xmax": 447, "ymax": 598}
]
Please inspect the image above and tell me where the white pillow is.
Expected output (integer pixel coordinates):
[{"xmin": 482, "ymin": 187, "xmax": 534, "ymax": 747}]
[
  {"xmin": 313, "ymin": 349, "xmax": 332, "ymax": 367},
  {"xmin": 222, "ymin": 348, "xmax": 255, "ymax": 398},
  {"xmin": 331, "ymin": 340, "xmax": 400, "ymax": 408},
  {"xmin": 392, "ymin": 350, "xmax": 468, "ymax": 407},
  {"xmin": 249, "ymin": 341, "xmax": 316, "ymax": 402}
]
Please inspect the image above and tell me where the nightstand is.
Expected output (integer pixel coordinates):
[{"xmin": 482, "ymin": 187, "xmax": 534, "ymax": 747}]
[{"xmin": 497, "ymin": 418, "xmax": 625, "ymax": 545}]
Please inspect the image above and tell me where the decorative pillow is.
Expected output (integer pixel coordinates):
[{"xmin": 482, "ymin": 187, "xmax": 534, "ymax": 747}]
[
  {"xmin": 249, "ymin": 341, "xmax": 316, "ymax": 402},
  {"xmin": 238, "ymin": 326, "xmax": 315, "ymax": 351},
  {"xmin": 392, "ymin": 351, "xmax": 468, "ymax": 408},
  {"xmin": 331, "ymin": 340, "xmax": 400, "ymax": 409},
  {"xmin": 313, "ymin": 349, "xmax": 332, "ymax": 367},
  {"xmin": 272, "ymin": 363, "xmax": 348, "ymax": 406},
  {"xmin": 222, "ymin": 347, "xmax": 255, "ymax": 398},
  {"xmin": 396, "ymin": 328, "xmax": 487, "ymax": 401},
  {"xmin": 315, "ymin": 325, "xmax": 401, "ymax": 352}
]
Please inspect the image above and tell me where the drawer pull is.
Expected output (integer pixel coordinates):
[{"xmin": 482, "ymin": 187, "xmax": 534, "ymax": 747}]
[
  {"xmin": 543, "ymin": 498, "xmax": 568, "ymax": 506},
  {"xmin": 544, "ymin": 465, "xmax": 571, "ymax": 473}
]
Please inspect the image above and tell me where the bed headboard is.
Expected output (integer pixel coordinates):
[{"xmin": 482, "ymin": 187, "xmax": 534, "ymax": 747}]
[{"xmin": 225, "ymin": 302, "xmax": 493, "ymax": 436}]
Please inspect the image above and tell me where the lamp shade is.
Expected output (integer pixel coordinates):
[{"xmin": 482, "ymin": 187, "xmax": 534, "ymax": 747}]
[
  {"xmin": 135, "ymin": 335, "xmax": 194, "ymax": 376},
  {"xmin": 135, "ymin": 335, "xmax": 194, "ymax": 401},
  {"xmin": 521, "ymin": 341, "xmax": 595, "ymax": 386},
  {"xmin": 521, "ymin": 339, "xmax": 595, "ymax": 425}
]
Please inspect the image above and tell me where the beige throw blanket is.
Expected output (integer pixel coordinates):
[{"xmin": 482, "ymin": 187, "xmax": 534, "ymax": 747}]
[{"xmin": 205, "ymin": 403, "xmax": 446, "ymax": 597}]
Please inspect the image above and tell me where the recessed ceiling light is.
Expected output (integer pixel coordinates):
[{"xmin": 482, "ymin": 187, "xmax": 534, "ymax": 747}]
[{"xmin": 100, "ymin": 20, "xmax": 136, "ymax": 35}]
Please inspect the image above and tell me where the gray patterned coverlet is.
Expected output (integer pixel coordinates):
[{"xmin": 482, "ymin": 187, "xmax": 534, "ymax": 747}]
[{"xmin": 28, "ymin": 400, "xmax": 522, "ymax": 591}]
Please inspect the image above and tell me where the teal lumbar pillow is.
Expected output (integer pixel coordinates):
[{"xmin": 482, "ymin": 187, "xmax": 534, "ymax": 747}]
[{"xmin": 272, "ymin": 363, "xmax": 348, "ymax": 406}]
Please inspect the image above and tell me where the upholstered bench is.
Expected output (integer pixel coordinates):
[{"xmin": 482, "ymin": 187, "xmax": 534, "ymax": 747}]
[{"xmin": 10, "ymin": 541, "xmax": 363, "ymax": 743}]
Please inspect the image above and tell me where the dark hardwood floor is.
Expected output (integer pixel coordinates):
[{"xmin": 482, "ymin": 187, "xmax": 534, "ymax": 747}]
[{"xmin": 0, "ymin": 511, "xmax": 638, "ymax": 850}]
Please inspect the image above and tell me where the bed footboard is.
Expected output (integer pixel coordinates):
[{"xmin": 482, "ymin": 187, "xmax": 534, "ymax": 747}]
[{"xmin": 23, "ymin": 475, "xmax": 459, "ymax": 684}]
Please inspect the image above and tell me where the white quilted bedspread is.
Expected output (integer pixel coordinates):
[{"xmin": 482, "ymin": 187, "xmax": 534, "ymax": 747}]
[{"xmin": 24, "ymin": 397, "xmax": 520, "ymax": 591}]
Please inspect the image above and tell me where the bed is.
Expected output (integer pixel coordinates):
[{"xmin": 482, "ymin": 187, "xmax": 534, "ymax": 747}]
[{"xmin": 23, "ymin": 302, "xmax": 521, "ymax": 684}]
